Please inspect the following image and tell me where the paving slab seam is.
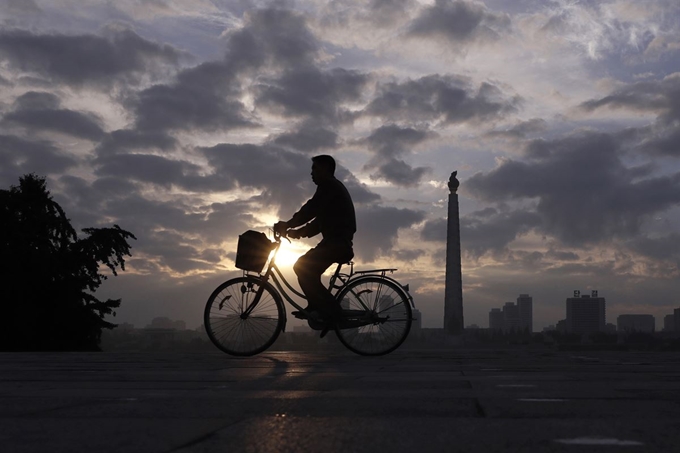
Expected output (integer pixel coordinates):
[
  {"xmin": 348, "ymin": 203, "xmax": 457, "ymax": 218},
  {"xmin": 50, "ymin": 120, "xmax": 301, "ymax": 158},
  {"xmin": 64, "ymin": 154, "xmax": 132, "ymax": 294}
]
[{"xmin": 165, "ymin": 418, "xmax": 248, "ymax": 453}]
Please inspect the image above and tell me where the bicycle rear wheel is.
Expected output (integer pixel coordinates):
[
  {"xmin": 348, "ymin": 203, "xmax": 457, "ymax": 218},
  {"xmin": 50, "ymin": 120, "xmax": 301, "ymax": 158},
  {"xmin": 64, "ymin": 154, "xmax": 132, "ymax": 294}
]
[
  {"xmin": 204, "ymin": 276, "xmax": 285, "ymax": 356},
  {"xmin": 334, "ymin": 276, "xmax": 412, "ymax": 356}
]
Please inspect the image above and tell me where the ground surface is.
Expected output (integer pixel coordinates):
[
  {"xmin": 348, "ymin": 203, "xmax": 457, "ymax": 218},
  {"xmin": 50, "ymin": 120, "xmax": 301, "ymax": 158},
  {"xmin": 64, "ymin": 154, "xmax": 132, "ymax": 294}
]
[{"xmin": 1, "ymin": 347, "xmax": 679, "ymax": 452}]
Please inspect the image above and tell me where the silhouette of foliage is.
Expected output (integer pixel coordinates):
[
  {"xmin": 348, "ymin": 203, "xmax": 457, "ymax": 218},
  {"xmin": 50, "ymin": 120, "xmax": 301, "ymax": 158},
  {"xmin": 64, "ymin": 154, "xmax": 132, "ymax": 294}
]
[{"xmin": 0, "ymin": 174, "xmax": 136, "ymax": 351}]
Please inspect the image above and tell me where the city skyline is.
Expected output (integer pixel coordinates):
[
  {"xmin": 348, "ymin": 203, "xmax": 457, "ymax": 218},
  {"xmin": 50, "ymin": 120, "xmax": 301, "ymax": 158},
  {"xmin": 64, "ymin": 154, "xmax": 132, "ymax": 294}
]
[{"xmin": 1, "ymin": 1, "xmax": 680, "ymax": 331}]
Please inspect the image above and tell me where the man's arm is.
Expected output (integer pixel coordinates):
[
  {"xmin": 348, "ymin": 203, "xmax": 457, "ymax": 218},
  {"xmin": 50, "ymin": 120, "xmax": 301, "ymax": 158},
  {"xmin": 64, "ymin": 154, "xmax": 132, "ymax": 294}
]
[
  {"xmin": 292, "ymin": 218, "xmax": 321, "ymax": 238},
  {"xmin": 274, "ymin": 186, "xmax": 324, "ymax": 234}
]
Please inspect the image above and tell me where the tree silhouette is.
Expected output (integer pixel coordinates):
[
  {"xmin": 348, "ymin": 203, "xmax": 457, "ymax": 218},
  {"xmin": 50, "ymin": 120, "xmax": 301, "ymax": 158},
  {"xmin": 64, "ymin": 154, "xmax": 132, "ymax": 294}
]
[{"xmin": 0, "ymin": 174, "xmax": 136, "ymax": 351}]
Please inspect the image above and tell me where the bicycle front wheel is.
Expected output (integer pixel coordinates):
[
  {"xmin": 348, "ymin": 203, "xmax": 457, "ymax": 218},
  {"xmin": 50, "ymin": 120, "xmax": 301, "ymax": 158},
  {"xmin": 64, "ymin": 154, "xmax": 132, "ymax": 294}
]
[
  {"xmin": 334, "ymin": 276, "xmax": 412, "ymax": 356},
  {"xmin": 204, "ymin": 276, "xmax": 285, "ymax": 356}
]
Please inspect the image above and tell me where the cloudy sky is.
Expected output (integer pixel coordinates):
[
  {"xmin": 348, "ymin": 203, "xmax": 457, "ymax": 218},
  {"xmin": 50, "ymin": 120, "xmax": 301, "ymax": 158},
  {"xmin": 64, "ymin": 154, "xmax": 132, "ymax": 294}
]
[{"xmin": 2, "ymin": 0, "xmax": 680, "ymax": 331}]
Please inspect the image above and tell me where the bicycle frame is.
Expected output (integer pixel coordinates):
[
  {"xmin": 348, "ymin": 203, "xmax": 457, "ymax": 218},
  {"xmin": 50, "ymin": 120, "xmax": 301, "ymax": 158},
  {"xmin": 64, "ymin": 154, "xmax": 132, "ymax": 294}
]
[{"xmin": 242, "ymin": 235, "xmax": 414, "ymax": 322}]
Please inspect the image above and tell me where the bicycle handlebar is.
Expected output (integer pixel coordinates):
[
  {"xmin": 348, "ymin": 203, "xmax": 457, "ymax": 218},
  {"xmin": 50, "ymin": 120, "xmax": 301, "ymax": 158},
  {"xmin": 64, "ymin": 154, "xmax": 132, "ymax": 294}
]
[{"xmin": 272, "ymin": 226, "xmax": 290, "ymax": 243}]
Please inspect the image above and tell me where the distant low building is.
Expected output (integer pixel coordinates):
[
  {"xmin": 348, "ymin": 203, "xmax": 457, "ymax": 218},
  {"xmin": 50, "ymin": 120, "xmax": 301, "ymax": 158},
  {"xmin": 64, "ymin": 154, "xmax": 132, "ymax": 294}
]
[
  {"xmin": 617, "ymin": 314, "xmax": 655, "ymax": 333},
  {"xmin": 412, "ymin": 309, "xmax": 423, "ymax": 334},
  {"xmin": 146, "ymin": 317, "xmax": 186, "ymax": 330},
  {"xmin": 488, "ymin": 294, "xmax": 533, "ymax": 332}
]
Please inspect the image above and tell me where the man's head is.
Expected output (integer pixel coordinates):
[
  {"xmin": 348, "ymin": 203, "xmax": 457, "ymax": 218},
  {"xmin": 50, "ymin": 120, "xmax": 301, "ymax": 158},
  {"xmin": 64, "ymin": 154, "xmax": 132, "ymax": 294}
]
[{"xmin": 311, "ymin": 155, "xmax": 335, "ymax": 185}]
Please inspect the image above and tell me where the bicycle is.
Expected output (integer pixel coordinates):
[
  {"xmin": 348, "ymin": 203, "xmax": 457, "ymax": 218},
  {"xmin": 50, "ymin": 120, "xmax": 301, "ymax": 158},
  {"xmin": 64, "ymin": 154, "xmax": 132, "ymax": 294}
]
[{"xmin": 204, "ymin": 229, "xmax": 414, "ymax": 356}]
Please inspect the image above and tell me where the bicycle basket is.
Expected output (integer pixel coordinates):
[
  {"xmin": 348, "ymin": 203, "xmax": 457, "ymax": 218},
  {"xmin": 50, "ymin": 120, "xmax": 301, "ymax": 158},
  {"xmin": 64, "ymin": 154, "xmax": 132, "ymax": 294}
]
[{"xmin": 235, "ymin": 230, "xmax": 274, "ymax": 273}]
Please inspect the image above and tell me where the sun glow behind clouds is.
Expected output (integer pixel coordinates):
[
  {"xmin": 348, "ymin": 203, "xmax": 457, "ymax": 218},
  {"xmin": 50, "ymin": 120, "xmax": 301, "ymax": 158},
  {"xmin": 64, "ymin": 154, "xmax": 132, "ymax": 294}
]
[{"xmin": 274, "ymin": 240, "xmax": 305, "ymax": 267}]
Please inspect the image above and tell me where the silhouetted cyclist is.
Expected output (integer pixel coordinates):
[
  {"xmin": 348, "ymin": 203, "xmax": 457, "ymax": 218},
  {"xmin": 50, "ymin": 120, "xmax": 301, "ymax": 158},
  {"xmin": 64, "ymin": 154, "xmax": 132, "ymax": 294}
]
[{"xmin": 274, "ymin": 155, "xmax": 356, "ymax": 331}]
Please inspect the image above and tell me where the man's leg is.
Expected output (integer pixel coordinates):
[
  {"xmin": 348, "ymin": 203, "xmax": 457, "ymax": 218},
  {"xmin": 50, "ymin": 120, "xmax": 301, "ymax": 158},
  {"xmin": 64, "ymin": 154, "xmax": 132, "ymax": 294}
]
[{"xmin": 293, "ymin": 241, "xmax": 349, "ymax": 318}]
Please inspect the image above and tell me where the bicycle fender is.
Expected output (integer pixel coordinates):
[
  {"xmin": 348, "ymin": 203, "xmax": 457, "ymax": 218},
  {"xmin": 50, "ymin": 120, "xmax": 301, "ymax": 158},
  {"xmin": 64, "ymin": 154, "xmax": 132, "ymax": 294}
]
[{"xmin": 342, "ymin": 274, "xmax": 415, "ymax": 308}]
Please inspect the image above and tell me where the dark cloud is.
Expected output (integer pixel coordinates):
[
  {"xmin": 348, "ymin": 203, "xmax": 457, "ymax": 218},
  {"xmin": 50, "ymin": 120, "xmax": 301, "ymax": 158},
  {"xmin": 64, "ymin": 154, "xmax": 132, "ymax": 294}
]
[
  {"xmin": 225, "ymin": 7, "xmax": 321, "ymax": 71},
  {"xmin": 628, "ymin": 234, "xmax": 680, "ymax": 265},
  {"xmin": 0, "ymin": 27, "xmax": 184, "ymax": 89},
  {"xmin": 269, "ymin": 121, "xmax": 339, "ymax": 153},
  {"xmin": 466, "ymin": 131, "xmax": 680, "ymax": 245},
  {"xmin": 420, "ymin": 208, "xmax": 541, "ymax": 258},
  {"xmin": 365, "ymin": 74, "xmax": 520, "ymax": 124},
  {"xmin": 54, "ymin": 175, "xmax": 136, "ymax": 229},
  {"xmin": 2, "ymin": 0, "xmax": 41, "ymax": 14},
  {"xmin": 362, "ymin": 124, "xmax": 433, "ymax": 187},
  {"xmin": 408, "ymin": 0, "xmax": 511, "ymax": 45},
  {"xmin": 94, "ymin": 194, "xmax": 257, "ymax": 273},
  {"xmin": 641, "ymin": 126, "xmax": 680, "ymax": 157},
  {"xmin": 420, "ymin": 217, "xmax": 446, "ymax": 242},
  {"xmin": 545, "ymin": 249, "xmax": 580, "ymax": 261},
  {"xmin": 581, "ymin": 74, "xmax": 680, "ymax": 121},
  {"xmin": 334, "ymin": 165, "xmax": 382, "ymax": 205},
  {"xmin": 202, "ymin": 144, "xmax": 378, "ymax": 216},
  {"xmin": 392, "ymin": 248, "xmax": 426, "ymax": 262},
  {"xmin": 355, "ymin": 204, "xmax": 426, "ymax": 261},
  {"xmin": 131, "ymin": 62, "xmax": 256, "ymax": 133},
  {"xmin": 487, "ymin": 118, "xmax": 547, "ymax": 138},
  {"xmin": 368, "ymin": 158, "xmax": 431, "ymax": 187},
  {"xmin": 255, "ymin": 67, "xmax": 369, "ymax": 122},
  {"xmin": 368, "ymin": 0, "xmax": 414, "ymax": 27},
  {"xmin": 94, "ymin": 154, "xmax": 203, "ymax": 189},
  {"xmin": 3, "ymin": 91, "xmax": 105, "ymax": 140},
  {"xmin": 461, "ymin": 209, "xmax": 541, "ymax": 258},
  {"xmin": 582, "ymin": 75, "xmax": 680, "ymax": 158},
  {"xmin": 95, "ymin": 129, "xmax": 178, "ymax": 156},
  {"xmin": 201, "ymin": 143, "xmax": 315, "ymax": 215},
  {"xmin": 129, "ymin": 7, "xmax": 325, "ymax": 133},
  {"xmin": 0, "ymin": 135, "xmax": 76, "ymax": 186},
  {"xmin": 12, "ymin": 91, "xmax": 59, "ymax": 110},
  {"xmin": 135, "ymin": 229, "xmax": 214, "ymax": 274}
]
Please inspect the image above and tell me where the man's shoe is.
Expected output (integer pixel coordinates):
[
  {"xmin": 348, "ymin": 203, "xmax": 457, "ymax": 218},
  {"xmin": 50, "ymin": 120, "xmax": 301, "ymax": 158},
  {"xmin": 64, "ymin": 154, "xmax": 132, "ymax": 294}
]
[{"xmin": 291, "ymin": 305, "xmax": 322, "ymax": 319}]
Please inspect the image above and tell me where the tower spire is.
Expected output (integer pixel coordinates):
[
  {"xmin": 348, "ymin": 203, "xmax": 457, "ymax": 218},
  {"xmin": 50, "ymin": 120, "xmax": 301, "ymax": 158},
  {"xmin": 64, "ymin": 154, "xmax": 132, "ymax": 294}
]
[{"xmin": 444, "ymin": 171, "xmax": 464, "ymax": 334}]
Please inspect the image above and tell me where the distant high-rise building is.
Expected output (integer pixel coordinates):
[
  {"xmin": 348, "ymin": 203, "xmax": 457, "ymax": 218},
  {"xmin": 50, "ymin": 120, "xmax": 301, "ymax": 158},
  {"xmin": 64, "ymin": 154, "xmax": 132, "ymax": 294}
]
[
  {"xmin": 489, "ymin": 308, "xmax": 503, "ymax": 331},
  {"xmin": 503, "ymin": 302, "xmax": 521, "ymax": 332},
  {"xmin": 566, "ymin": 290, "xmax": 606, "ymax": 334},
  {"xmin": 517, "ymin": 294, "xmax": 533, "ymax": 332},
  {"xmin": 617, "ymin": 314, "xmax": 655, "ymax": 333},
  {"xmin": 664, "ymin": 314, "xmax": 675, "ymax": 332}
]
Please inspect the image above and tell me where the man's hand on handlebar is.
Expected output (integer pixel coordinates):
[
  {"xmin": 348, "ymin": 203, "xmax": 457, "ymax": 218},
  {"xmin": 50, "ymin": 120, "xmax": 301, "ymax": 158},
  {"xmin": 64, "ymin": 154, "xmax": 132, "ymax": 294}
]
[
  {"xmin": 274, "ymin": 221, "xmax": 304, "ymax": 239},
  {"xmin": 273, "ymin": 221, "xmax": 289, "ymax": 237}
]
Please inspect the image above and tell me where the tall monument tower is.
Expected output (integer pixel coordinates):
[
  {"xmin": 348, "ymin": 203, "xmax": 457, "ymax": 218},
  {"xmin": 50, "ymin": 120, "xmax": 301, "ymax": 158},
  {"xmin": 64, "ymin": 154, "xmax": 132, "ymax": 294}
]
[{"xmin": 444, "ymin": 171, "xmax": 464, "ymax": 335}]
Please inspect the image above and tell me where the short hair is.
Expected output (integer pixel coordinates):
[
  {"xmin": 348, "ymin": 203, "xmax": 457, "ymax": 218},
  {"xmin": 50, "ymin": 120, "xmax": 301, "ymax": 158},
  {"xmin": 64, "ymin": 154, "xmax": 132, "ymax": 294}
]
[{"xmin": 312, "ymin": 155, "xmax": 336, "ymax": 175}]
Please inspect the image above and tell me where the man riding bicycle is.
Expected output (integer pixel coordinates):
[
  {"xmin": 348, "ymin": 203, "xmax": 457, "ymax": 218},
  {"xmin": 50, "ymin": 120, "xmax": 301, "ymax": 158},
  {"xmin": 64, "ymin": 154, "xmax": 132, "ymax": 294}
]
[{"xmin": 274, "ymin": 155, "xmax": 356, "ymax": 330}]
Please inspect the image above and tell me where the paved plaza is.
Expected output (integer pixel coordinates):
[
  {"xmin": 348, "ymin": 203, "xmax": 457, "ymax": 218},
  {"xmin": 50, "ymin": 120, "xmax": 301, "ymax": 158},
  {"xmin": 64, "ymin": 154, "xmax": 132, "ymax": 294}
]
[{"xmin": 1, "ymin": 347, "xmax": 680, "ymax": 452}]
